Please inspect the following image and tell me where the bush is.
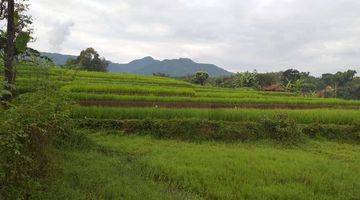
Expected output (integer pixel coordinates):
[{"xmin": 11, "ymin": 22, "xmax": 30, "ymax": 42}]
[
  {"xmin": 302, "ymin": 123, "xmax": 360, "ymax": 143},
  {"xmin": 76, "ymin": 118, "xmax": 359, "ymax": 145},
  {"xmin": 0, "ymin": 90, "xmax": 72, "ymax": 199},
  {"xmin": 261, "ymin": 114, "xmax": 303, "ymax": 145},
  {"xmin": 75, "ymin": 118, "xmax": 263, "ymax": 142}
]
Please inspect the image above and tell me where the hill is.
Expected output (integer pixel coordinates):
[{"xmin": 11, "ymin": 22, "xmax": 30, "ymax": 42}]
[
  {"xmin": 41, "ymin": 52, "xmax": 77, "ymax": 66},
  {"xmin": 41, "ymin": 52, "xmax": 233, "ymax": 77},
  {"xmin": 2, "ymin": 62, "xmax": 360, "ymax": 199}
]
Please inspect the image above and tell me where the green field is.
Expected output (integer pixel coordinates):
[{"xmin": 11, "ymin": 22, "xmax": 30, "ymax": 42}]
[
  {"xmin": 37, "ymin": 132, "xmax": 360, "ymax": 200},
  {"xmin": 2, "ymin": 63, "xmax": 360, "ymax": 199}
]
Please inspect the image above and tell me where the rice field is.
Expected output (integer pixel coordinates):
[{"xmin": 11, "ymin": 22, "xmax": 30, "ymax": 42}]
[
  {"xmin": 7, "ymin": 63, "xmax": 360, "ymax": 123},
  {"xmin": 40, "ymin": 132, "xmax": 360, "ymax": 200},
  {"xmin": 71, "ymin": 106, "xmax": 360, "ymax": 125},
  {"xmin": 3, "ymin": 63, "xmax": 360, "ymax": 199},
  {"xmin": 70, "ymin": 92, "xmax": 360, "ymax": 108}
]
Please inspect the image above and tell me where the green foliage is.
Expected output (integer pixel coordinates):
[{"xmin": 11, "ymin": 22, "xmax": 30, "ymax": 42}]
[
  {"xmin": 257, "ymin": 72, "xmax": 281, "ymax": 87},
  {"xmin": 77, "ymin": 118, "xmax": 360, "ymax": 144},
  {"xmin": 65, "ymin": 47, "xmax": 108, "ymax": 72},
  {"xmin": 261, "ymin": 114, "xmax": 303, "ymax": 145},
  {"xmin": 0, "ymin": 81, "xmax": 15, "ymax": 101},
  {"xmin": 302, "ymin": 123, "xmax": 360, "ymax": 143},
  {"xmin": 14, "ymin": 31, "xmax": 31, "ymax": 55},
  {"xmin": 77, "ymin": 118, "xmax": 262, "ymax": 142},
  {"xmin": 234, "ymin": 71, "xmax": 259, "ymax": 88},
  {"xmin": 192, "ymin": 71, "xmax": 209, "ymax": 85},
  {"xmin": 338, "ymin": 78, "xmax": 360, "ymax": 100},
  {"xmin": 281, "ymin": 69, "xmax": 301, "ymax": 85},
  {"xmin": 300, "ymin": 82, "xmax": 317, "ymax": 93},
  {"xmin": 321, "ymin": 70, "xmax": 358, "ymax": 98},
  {"xmin": 0, "ymin": 90, "xmax": 72, "ymax": 199},
  {"xmin": 0, "ymin": 0, "xmax": 33, "ymax": 58},
  {"xmin": 280, "ymin": 79, "xmax": 307, "ymax": 94}
]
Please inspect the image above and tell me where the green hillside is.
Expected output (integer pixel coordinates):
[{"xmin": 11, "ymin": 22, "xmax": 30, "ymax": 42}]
[{"xmin": 1, "ymin": 63, "xmax": 360, "ymax": 199}]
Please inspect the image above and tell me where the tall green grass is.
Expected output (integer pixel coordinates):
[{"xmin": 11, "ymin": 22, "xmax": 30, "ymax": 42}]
[
  {"xmin": 93, "ymin": 134, "xmax": 360, "ymax": 200},
  {"xmin": 69, "ymin": 92, "xmax": 360, "ymax": 107},
  {"xmin": 62, "ymin": 84, "xmax": 196, "ymax": 97},
  {"xmin": 11, "ymin": 64, "xmax": 193, "ymax": 87},
  {"xmin": 71, "ymin": 106, "xmax": 360, "ymax": 125}
]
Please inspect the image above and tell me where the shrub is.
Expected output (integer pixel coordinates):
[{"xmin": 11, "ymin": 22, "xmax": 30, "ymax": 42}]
[
  {"xmin": 0, "ymin": 90, "xmax": 72, "ymax": 199},
  {"xmin": 75, "ymin": 118, "xmax": 263, "ymax": 142},
  {"xmin": 261, "ymin": 114, "xmax": 303, "ymax": 145},
  {"xmin": 302, "ymin": 123, "xmax": 360, "ymax": 143}
]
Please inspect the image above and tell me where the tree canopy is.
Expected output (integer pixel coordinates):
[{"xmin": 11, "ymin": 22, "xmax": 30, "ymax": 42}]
[
  {"xmin": 65, "ymin": 47, "xmax": 108, "ymax": 72},
  {"xmin": 192, "ymin": 71, "xmax": 209, "ymax": 85}
]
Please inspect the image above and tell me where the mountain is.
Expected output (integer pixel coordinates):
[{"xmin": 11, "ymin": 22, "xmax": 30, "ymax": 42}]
[
  {"xmin": 41, "ymin": 52, "xmax": 77, "ymax": 66},
  {"xmin": 41, "ymin": 52, "xmax": 233, "ymax": 77}
]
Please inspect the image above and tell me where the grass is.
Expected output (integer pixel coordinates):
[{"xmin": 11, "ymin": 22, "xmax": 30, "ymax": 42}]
[
  {"xmin": 3, "ymin": 62, "xmax": 360, "ymax": 199},
  {"xmin": 71, "ymin": 106, "xmax": 360, "ymax": 125},
  {"xmin": 34, "ymin": 148, "xmax": 199, "ymax": 200},
  {"xmin": 8, "ymin": 63, "xmax": 360, "ymax": 108},
  {"xmin": 62, "ymin": 84, "xmax": 196, "ymax": 97},
  {"xmin": 69, "ymin": 92, "xmax": 360, "ymax": 107},
  {"xmin": 42, "ymin": 132, "xmax": 360, "ymax": 200},
  {"xmin": 12, "ymin": 64, "xmax": 193, "ymax": 87}
]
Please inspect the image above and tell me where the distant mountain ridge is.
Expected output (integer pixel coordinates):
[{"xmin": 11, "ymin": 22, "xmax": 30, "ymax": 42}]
[{"xmin": 41, "ymin": 52, "xmax": 233, "ymax": 77}]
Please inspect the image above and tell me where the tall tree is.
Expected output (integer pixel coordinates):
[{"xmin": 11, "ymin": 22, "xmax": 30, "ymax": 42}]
[
  {"xmin": 1, "ymin": 0, "xmax": 15, "ymax": 95},
  {"xmin": 281, "ymin": 69, "xmax": 301, "ymax": 85},
  {"xmin": 65, "ymin": 47, "xmax": 108, "ymax": 72},
  {"xmin": 0, "ymin": 0, "xmax": 32, "ymax": 99}
]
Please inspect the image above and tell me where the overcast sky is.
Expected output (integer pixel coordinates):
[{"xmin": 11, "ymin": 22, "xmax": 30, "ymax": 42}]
[{"xmin": 29, "ymin": 0, "xmax": 360, "ymax": 75}]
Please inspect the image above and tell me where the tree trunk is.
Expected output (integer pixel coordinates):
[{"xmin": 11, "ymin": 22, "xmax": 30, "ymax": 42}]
[
  {"xmin": 334, "ymin": 83, "xmax": 338, "ymax": 98},
  {"xmin": 4, "ymin": 0, "xmax": 15, "ymax": 96}
]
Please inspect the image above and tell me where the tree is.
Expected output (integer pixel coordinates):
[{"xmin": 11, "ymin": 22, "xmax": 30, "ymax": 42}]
[
  {"xmin": 1, "ymin": 0, "xmax": 32, "ymax": 99},
  {"xmin": 65, "ymin": 48, "xmax": 108, "ymax": 72},
  {"xmin": 153, "ymin": 72, "xmax": 169, "ymax": 77},
  {"xmin": 192, "ymin": 71, "xmax": 209, "ymax": 85},
  {"xmin": 338, "ymin": 77, "xmax": 360, "ymax": 100},
  {"xmin": 234, "ymin": 71, "xmax": 259, "ymax": 88},
  {"xmin": 321, "ymin": 70, "xmax": 357, "ymax": 97},
  {"xmin": 1, "ymin": 0, "xmax": 15, "ymax": 97},
  {"xmin": 281, "ymin": 69, "xmax": 301, "ymax": 85},
  {"xmin": 257, "ymin": 72, "xmax": 281, "ymax": 88}
]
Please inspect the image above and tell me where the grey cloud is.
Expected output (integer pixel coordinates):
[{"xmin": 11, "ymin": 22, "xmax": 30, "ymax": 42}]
[
  {"xmin": 29, "ymin": 0, "xmax": 360, "ymax": 75},
  {"xmin": 48, "ymin": 20, "xmax": 74, "ymax": 52}
]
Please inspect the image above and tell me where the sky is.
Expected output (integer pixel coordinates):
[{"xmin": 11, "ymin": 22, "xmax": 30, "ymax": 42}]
[{"xmin": 29, "ymin": 0, "xmax": 360, "ymax": 75}]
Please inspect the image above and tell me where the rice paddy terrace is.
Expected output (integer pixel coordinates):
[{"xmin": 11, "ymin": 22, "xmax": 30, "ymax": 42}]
[
  {"xmin": 4, "ymin": 63, "xmax": 360, "ymax": 199},
  {"xmin": 11, "ymin": 64, "xmax": 360, "ymax": 124}
]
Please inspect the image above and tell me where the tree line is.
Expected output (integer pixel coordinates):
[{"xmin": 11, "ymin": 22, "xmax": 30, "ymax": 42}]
[{"xmin": 187, "ymin": 69, "xmax": 359, "ymax": 100}]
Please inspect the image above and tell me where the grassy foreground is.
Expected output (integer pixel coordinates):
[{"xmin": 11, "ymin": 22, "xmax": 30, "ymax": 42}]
[{"xmin": 40, "ymin": 132, "xmax": 360, "ymax": 200}]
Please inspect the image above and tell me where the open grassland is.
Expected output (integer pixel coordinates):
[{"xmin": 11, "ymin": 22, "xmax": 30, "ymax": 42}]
[
  {"xmin": 71, "ymin": 106, "xmax": 360, "ymax": 125},
  {"xmin": 41, "ymin": 132, "xmax": 360, "ymax": 200}
]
